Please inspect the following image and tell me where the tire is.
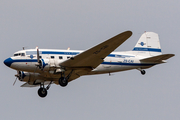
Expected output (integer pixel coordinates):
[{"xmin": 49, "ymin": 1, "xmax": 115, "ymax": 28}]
[
  {"xmin": 58, "ymin": 77, "xmax": 68, "ymax": 87},
  {"xmin": 38, "ymin": 88, "xmax": 47, "ymax": 98},
  {"xmin": 141, "ymin": 70, "xmax": 146, "ymax": 75}
]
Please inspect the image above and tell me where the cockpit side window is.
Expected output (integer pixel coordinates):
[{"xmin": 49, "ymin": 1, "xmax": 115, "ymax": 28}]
[
  {"xmin": 14, "ymin": 54, "xmax": 19, "ymax": 56},
  {"xmin": 14, "ymin": 53, "xmax": 25, "ymax": 57}
]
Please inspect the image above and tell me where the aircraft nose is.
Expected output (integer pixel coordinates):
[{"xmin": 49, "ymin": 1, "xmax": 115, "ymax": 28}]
[{"xmin": 4, "ymin": 58, "xmax": 13, "ymax": 67}]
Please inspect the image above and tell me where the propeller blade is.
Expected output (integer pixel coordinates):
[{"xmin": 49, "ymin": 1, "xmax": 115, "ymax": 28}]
[
  {"xmin": 15, "ymin": 71, "xmax": 20, "ymax": 79},
  {"xmin": 36, "ymin": 47, "xmax": 40, "ymax": 63},
  {"xmin": 13, "ymin": 77, "xmax": 17, "ymax": 86}
]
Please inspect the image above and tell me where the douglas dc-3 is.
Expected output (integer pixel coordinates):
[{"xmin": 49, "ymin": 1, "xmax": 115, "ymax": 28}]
[{"xmin": 4, "ymin": 31, "xmax": 174, "ymax": 98}]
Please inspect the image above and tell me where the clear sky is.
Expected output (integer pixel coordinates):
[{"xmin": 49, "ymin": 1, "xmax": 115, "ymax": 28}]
[{"xmin": 0, "ymin": 0, "xmax": 179, "ymax": 120}]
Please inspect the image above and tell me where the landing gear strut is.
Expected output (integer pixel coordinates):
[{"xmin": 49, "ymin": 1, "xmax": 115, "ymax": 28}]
[
  {"xmin": 58, "ymin": 70, "xmax": 73, "ymax": 87},
  {"xmin": 37, "ymin": 81, "xmax": 52, "ymax": 98}
]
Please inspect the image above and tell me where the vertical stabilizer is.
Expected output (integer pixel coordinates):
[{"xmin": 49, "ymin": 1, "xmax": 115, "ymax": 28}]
[{"xmin": 133, "ymin": 32, "xmax": 162, "ymax": 56}]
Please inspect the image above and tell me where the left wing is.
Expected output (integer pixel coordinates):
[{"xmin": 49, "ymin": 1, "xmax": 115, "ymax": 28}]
[
  {"xmin": 20, "ymin": 71, "xmax": 81, "ymax": 87},
  {"xmin": 60, "ymin": 31, "xmax": 132, "ymax": 69}
]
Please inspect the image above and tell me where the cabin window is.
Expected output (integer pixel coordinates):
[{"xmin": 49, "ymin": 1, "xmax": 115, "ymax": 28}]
[
  {"xmin": 39, "ymin": 56, "xmax": 42, "ymax": 59},
  {"xmin": 21, "ymin": 53, "xmax": 25, "ymax": 56},
  {"xmin": 59, "ymin": 56, "xmax": 63, "ymax": 59},
  {"xmin": 67, "ymin": 56, "xmax": 70, "ymax": 59},
  {"xmin": 51, "ymin": 56, "xmax": 54, "ymax": 59}
]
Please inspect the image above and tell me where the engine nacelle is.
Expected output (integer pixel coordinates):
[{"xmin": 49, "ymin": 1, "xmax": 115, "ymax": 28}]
[
  {"xmin": 40, "ymin": 59, "xmax": 63, "ymax": 71},
  {"xmin": 33, "ymin": 58, "xmax": 65, "ymax": 73},
  {"xmin": 38, "ymin": 59, "xmax": 49, "ymax": 70},
  {"xmin": 17, "ymin": 71, "xmax": 39, "ymax": 82}
]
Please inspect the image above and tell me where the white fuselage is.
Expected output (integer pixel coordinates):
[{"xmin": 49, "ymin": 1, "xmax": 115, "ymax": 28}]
[{"xmin": 5, "ymin": 49, "xmax": 155, "ymax": 75}]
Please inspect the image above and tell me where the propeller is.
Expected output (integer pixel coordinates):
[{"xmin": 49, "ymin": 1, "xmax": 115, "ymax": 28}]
[
  {"xmin": 13, "ymin": 77, "xmax": 17, "ymax": 86},
  {"xmin": 32, "ymin": 47, "xmax": 42, "ymax": 80},
  {"xmin": 36, "ymin": 47, "xmax": 40, "ymax": 64},
  {"xmin": 35, "ymin": 47, "xmax": 42, "ymax": 70},
  {"xmin": 13, "ymin": 71, "xmax": 21, "ymax": 86}
]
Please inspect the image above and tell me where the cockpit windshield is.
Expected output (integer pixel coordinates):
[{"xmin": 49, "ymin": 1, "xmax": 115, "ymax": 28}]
[{"xmin": 14, "ymin": 53, "xmax": 25, "ymax": 57}]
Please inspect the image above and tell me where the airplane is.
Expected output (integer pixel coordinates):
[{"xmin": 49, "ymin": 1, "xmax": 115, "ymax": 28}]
[{"xmin": 4, "ymin": 31, "xmax": 174, "ymax": 98}]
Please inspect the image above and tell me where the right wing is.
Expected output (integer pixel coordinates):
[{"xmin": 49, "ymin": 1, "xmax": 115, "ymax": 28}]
[{"xmin": 21, "ymin": 83, "xmax": 39, "ymax": 87}]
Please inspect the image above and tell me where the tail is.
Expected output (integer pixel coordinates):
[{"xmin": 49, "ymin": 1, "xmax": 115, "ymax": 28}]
[{"xmin": 133, "ymin": 32, "xmax": 162, "ymax": 56}]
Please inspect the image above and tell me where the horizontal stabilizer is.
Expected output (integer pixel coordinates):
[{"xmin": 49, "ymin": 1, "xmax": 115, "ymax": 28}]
[{"xmin": 140, "ymin": 54, "xmax": 175, "ymax": 62}]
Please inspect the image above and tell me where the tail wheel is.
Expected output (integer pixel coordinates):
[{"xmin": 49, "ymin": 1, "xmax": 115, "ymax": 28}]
[
  {"xmin": 58, "ymin": 77, "xmax": 68, "ymax": 87},
  {"xmin": 141, "ymin": 70, "xmax": 146, "ymax": 75},
  {"xmin": 38, "ymin": 88, "xmax": 47, "ymax": 98}
]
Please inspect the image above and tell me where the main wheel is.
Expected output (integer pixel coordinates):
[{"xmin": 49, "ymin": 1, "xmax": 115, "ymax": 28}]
[
  {"xmin": 141, "ymin": 70, "xmax": 146, "ymax": 75},
  {"xmin": 58, "ymin": 77, "xmax": 68, "ymax": 87},
  {"xmin": 38, "ymin": 88, "xmax": 47, "ymax": 98}
]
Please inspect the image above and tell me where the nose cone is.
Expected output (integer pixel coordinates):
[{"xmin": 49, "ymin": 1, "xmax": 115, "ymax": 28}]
[{"xmin": 4, "ymin": 58, "xmax": 13, "ymax": 67}]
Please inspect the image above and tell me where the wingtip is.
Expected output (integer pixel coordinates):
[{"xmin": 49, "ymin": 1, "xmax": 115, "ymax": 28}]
[
  {"xmin": 121, "ymin": 30, "xmax": 133, "ymax": 39},
  {"xmin": 126, "ymin": 30, "xmax": 133, "ymax": 36}
]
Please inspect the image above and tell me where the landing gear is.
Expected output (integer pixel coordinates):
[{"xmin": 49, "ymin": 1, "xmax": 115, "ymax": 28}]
[
  {"xmin": 141, "ymin": 70, "xmax": 146, "ymax": 75},
  {"xmin": 38, "ymin": 87, "xmax": 47, "ymax": 98},
  {"xmin": 137, "ymin": 68, "xmax": 146, "ymax": 75},
  {"xmin": 58, "ymin": 77, "xmax": 68, "ymax": 87},
  {"xmin": 37, "ymin": 81, "xmax": 52, "ymax": 98},
  {"xmin": 58, "ymin": 70, "xmax": 73, "ymax": 87}
]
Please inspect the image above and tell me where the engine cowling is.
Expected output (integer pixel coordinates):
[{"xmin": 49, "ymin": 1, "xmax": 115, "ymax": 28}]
[
  {"xmin": 36, "ymin": 59, "xmax": 49, "ymax": 70},
  {"xmin": 16, "ymin": 71, "xmax": 39, "ymax": 82},
  {"xmin": 39, "ymin": 59, "xmax": 63, "ymax": 71}
]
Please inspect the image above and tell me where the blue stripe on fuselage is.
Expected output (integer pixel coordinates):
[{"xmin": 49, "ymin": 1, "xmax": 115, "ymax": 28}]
[
  {"xmin": 11, "ymin": 59, "xmax": 37, "ymax": 62},
  {"xmin": 26, "ymin": 51, "xmax": 134, "ymax": 58},
  {"xmin": 133, "ymin": 47, "xmax": 161, "ymax": 52},
  {"xmin": 8, "ymin": 59, "xmax": 155, "ymax": 66},
  {"xmin": 102, "ymin": 62, "xmax": 155, "ymax": 66},
  {"xmin": 42, "ymin": 51, "xmax": 79, "ymax": 55}
]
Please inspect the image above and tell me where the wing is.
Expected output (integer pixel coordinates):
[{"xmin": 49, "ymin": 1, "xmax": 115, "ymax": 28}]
[
  {"xmin": 20, "ymin": 71, "xmax": 81, "ymax": 87},
  {"xmin": 140, "ymin": 54, "xmax": 175, "ymax": 63},
  {"xmin": 21, "ymin": 81, "xmax": 54, "ymax": 87},
  {"xmin": 60, "ymin": 31, "xmax": 132, "ymax": 69},
  {"xmin": 21, "ymin": 83, "xmax": 39, "ymax": 87}
]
